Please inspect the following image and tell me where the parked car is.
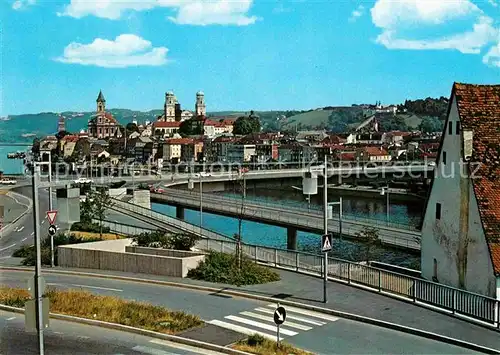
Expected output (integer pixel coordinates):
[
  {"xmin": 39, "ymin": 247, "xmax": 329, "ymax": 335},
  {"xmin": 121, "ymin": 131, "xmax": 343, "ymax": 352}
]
[
  {"xmin": 0, "ymin": 179, "xmax": 17, "ymax": 185},
  {"xmin": 74, "ymin": 177, "xmax": 92, "ymax": 184}
]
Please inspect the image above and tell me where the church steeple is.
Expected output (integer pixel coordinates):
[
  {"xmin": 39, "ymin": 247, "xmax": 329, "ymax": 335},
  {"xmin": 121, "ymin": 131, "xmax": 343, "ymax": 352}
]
[{"xmin": 96, "ymin": 90, "xmax": 106, "ymax": 113}]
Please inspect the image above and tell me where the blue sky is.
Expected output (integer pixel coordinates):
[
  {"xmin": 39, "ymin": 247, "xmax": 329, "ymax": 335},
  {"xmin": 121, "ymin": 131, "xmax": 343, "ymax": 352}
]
[{"xmin": 1, "ymin": 0, "xmax": 499, "ymax": 116}]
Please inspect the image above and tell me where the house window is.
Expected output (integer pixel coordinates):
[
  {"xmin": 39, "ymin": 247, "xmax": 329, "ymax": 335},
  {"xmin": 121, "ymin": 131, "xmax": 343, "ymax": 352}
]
[
  {"xmin": 448, "ymin": 121, "xmax": 452, "ymax": 135},
  {"xmin": 435, "ymin": 203, "xmax": 441, "ymax": 220},
  {"xmin": 442, "ymin": 151, "xmax": 446, "ymax": 165},
  {"xmin": 433, "ymin": 258, "xmax": 438, "ymax": 282},
  {"xmin": 456, "ymin": 121, "xmax": 460, "ymax": 135}
]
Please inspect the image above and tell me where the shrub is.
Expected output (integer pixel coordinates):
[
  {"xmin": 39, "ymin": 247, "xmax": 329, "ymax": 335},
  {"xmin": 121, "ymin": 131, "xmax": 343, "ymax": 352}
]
[
  {"xmin": 132, "ymin": 231, "xmax": 199, "ymax": 251},
  {"xmin": 187, "ymin": 251, "xmax": 280, "ymax": 286},
  {"xmin": 234, "ymin": 334, "xmax": 312, "ymax": 355},
  {"xmin": 12, "ymin": 244, "xmax": 34, "ymax": 258}
]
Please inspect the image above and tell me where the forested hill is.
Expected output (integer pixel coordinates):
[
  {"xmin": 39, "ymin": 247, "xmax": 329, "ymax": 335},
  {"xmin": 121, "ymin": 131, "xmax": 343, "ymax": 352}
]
[{"xmin": 402, "ymin": 97, "xmax": 449, "ymax": 119}]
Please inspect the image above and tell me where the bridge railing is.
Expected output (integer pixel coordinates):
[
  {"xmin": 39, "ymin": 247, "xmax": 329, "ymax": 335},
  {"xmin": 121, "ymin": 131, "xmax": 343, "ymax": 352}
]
[
  {"xmin": 151, "ymin": 192, "xmax": 421, "ymax": 251},
  {"xmin": 196, "ymin": 238, "xmax": 499, "ymax": 329},
  {"xmin": 159, "ymin": 188, "xmax": 420, "ymax": 231},
  {"xmin": 110, "ymin": 197, "xmax": 233, "ymax": 242}
]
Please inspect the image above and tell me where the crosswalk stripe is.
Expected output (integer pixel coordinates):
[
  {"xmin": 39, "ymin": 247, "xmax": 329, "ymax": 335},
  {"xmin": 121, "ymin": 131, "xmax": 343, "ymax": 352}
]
[
  {"xmin": 224, "ymin": 315, "xmax": 298, "ymax": 336},
  {"xmin": 254, "ymin": 307, "xmax": 326, "ymax": 326},
  {"xmin": 131, "ymin": 345, "xmax": 179, "ymax": 354},
  {"xmin": 265, "ymin": 304, "xmax": 340, "ymax": 322},
  {"xmin": 207, "ymin": 320, "xmax": 280, "ymax": 341},
  {"xmin": 240, "ymin": 311, "xmax": 312, "ymax": 331}
]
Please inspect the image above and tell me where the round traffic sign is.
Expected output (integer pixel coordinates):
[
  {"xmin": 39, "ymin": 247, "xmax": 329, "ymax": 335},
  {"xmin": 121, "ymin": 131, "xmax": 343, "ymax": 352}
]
[
  {"xmin": 274, "ymin": 306, "xmax": 286, "ymax": 325},
  {"xmin": 48, "ymin": 224, "xmax": 57, "ymax": 236}
]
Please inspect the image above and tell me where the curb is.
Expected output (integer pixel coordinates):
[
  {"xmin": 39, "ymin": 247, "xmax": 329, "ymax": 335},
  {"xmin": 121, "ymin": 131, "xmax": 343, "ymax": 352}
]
[
  {"xmin": 0, "ymin": 192, "xmax": 33, "ymax": 236},
  {"xmin": 2, "ymin": 266, "xmax": 499, "ymax": 354},
  {"xmin": 0, "ymin": 304, "xmax": 250, "ymax": 355}
]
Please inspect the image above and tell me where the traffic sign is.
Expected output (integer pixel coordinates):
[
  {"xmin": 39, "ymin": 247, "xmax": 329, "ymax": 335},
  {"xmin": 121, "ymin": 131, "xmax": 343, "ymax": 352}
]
[
  {"xmin": 48, "ymin": 225, "xmax": 57, "ymax": 236},
  {"xmin": 274, "ymin": 306, "xmax": 286, "ymax": 325},
  {"xmin": 321, "ymin": 233, "xmax": 332, "ymax": 252},
  {"xmin": 46, "ymin": 210, "xmax": 57, "ymax": 225}
]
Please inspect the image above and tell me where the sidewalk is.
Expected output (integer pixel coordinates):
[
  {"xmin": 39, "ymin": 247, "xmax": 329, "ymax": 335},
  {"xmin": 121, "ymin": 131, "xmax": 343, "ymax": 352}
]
[{"xmin": 29, "ymin": 265, "xmax": 500, "ymax": 351}]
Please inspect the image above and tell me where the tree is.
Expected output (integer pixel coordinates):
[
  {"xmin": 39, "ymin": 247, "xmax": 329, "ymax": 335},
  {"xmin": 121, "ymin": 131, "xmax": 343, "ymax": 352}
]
[
  {"xmin": 56, "ymin": 130, "xmax": 70, "ymax": 141},
  {"xmin": 31, "ymin": 137, "xmax": 40, "ymax": 157},
  {"xmin": 355, "ymin": 226, "xmax": 380, "ymax": 263},
  {"xmin": 234, "ymin": 171, "xmax": 247, "ymax": 269},
  {"xmin": 92, "ymin": 188, "xmax": 113, "ymax": 237},
  {"xmin": 126, "ymin": 122, "xmax": 139, "ymax": 133},
  {"xmin": 179, "ymin": 118, "xmax": 203, "ymax": 136},
  {"xmin": 233, "ymin": 112, "xmax": 261, "ymax": 135},
  {"xmin": 419, "ymin": 116, "xmax": 444, "ymax": 133},
  {"xmin": 132, "ymin": 230, "xmax": 199, "ymax": 250}
]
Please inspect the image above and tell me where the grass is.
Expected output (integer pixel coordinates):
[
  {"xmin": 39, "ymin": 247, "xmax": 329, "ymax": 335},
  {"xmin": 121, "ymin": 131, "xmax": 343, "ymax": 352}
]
[
  {"xmin": 281, "ymin": 110, "xmax": 332, "ymax": 129},
  {"xmin": 0, "ymin": 286, "xmax": 203, "ymax": 334},
  {"xmin": 69, "ymin": 231, "xmax": 122, "ymax": 241},
  {"xmin": 233, "ymin": 334, "xmax": 313, "ymax": 355}
]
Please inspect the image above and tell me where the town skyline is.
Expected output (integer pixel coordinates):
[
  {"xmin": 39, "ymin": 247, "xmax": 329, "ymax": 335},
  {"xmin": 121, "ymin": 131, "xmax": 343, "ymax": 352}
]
[{"xmin": 2, "ymin": 0, "xmax": 499, "ymax": 117}]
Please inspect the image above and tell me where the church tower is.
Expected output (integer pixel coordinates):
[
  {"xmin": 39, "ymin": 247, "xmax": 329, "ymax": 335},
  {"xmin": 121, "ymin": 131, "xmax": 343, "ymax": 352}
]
[
  {"xmin": 164, "ymin": 91, "xmax": 176, "ymax": 122},
  {"xmin": 57, "ymin": 114, "xmax": 66, "ymax": 133},
  {"xmin": 195, "ymin": 91, "xmax": 206, "ymax": 117},
  {"xmin": 97, "ymin": 90, "xmax": 106, "ymax": 113}
]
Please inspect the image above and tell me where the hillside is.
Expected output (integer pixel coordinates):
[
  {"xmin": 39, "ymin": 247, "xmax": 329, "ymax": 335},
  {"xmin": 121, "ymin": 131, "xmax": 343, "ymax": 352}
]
[{"xmin": 280, "ymin": 110, "xmax": 332, "ymax": 130}]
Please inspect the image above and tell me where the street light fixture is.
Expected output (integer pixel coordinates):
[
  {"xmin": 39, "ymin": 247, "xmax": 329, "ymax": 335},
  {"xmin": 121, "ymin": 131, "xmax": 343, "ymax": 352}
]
[{"xmin": 380, "ymin": 186, "xmax": 390, "ymax": 224}]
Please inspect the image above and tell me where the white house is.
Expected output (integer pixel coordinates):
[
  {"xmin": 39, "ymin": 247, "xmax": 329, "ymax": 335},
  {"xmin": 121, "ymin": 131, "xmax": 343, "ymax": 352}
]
[{"xmin": 421, "ymin": 82, "xmax": 500, "ymax": 300}]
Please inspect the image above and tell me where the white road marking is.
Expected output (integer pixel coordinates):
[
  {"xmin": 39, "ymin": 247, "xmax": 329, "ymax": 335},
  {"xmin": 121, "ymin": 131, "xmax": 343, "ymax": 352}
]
[
  {"xmin": 207, "ymin": 319, "xmax": 280, "ymax": 341},
  {"xmin": 149, "ymin": 339, "xmax": 222, "ymax": 355},
  {"xmin": 131, "ymin": 345, "xmax": 180, "ymax": 354},
  {"xmin": 17, "ymin": 226, "xmax": 24, "ymax": 232},
  {"xmin": 0, "ymin": 244, "xmax": 16, "ymax": 252},
  {"xmin": 239, "ymin": 311, "xmax": 312, "ymax": 331},
  {"xmin": 78, "ymin": 336, "xmax": 90, "ymax": 339},
  {"xmin": 7, "ymin": 317, "xmax": 16, "ymax": 321},
  {"xmin": 254, "ymin": 307, "xmax": 326, "ymax": 326},
  {"xmin": 30, "ymin": 232, "xmax": 34, "ymax": 236},
  {"xmin": 41, "ymin": 220, "xmax": 45, "ymax": 225},
  {"xmin": 0, "ymin": 256, "xmax": 11, "ymax": 260},
  {"xmin": 224, "ymin": 315, "xmax": 298, "ymax": 336},
  {"xmin": 265, "ymin": 304, "xmax": 340, "ymax": 322},
  {"xmin": 53, "ymin": 331, "xmax": 63, "ymax": 335},
  {"xmin": 21, "ymin": 238, "xmax": 27, "ymax": 242}
]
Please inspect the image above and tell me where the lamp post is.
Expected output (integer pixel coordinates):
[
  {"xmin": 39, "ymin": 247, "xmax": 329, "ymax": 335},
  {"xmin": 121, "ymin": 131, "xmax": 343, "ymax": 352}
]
[
  {"xmin": 46, "ymin": 152, "xmax": 54, "ymax": 268},
  {"xmin": 199, "ymin": 174, "xmax": 203, "ymax": 235},
  {"xmin": 381, "ymin": 186, "xmax": 390, "ymax": 224}
]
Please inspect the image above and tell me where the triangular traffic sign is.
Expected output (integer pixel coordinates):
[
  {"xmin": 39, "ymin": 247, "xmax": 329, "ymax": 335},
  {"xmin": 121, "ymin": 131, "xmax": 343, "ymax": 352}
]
[
  {"xmin": 46, "ymin": 210, "xmax": 57, "ymax": 225},
  {"xmin": 322, "ymin": 236, "xmax": 331, "ymax": 251}
]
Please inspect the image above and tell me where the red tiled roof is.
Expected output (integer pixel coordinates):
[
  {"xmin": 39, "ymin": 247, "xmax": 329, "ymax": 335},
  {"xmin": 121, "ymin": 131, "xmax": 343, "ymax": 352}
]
[
  {"xmin": 362, "ymin": 146, "xmax": 389, "ymax": 156},
  {"xmin": 95, "ymin": 111, "xmax": 118, "ymax": 124},
  {"xmin": 204, "ymin": 119, "xmax": 225, "ymax": 127},
  {"xmin": 339, "ymin": 152, "xmax": 356, "ymax": 161},
  {"xmin": 454, "ymin": 82, "xmax": 500, "ymax": 275},
  {"xmin": 213, "ymin": 136, "xmax": 238, "ymax": 143},
  {"xmin": 165, "ymin": 138, "xmax": 193, "ymax": 145},
  {"xmin": 154, "ymin": 121, "xmax": 181, "ymax": 128},
  {"xmin": 62, "ymin": 135, "xmax": 79, "ymax": 142},
  {"xmin": 321, "ymin": 135, "xmax": 345, "ymax": 145}
]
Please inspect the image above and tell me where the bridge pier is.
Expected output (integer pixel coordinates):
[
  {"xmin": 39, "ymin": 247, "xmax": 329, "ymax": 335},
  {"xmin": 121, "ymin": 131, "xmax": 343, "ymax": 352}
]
[
  {"xmin": 176, "ymin": 206, "xmax": 185, "ymax": 220},
  {"xmin": 287, "ymin": 227, "xmax": 298, "ymax": 250}
]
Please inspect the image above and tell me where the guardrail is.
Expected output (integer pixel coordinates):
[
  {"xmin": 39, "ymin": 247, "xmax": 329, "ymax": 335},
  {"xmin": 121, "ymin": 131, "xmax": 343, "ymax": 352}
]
[
  {"xmin": 110, "ymin": 197, "xmax": 233, "ymax": 242},
  {"xmin": 198, "ymin": 238, "xmax": 499, "ymax": 330}
]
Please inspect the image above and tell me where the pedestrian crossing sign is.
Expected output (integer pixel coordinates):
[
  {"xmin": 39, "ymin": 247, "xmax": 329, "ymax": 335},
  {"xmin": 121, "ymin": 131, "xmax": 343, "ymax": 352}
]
[{"xmin": 321, "ymin": 234, "xmax": 332, "ymax": 252}]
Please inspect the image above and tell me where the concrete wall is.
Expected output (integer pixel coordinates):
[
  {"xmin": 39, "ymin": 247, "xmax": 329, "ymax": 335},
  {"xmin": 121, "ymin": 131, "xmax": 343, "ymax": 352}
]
[
  {"xmin": 421, "ymin": 95, "xmax": 496, "ymax": 298},
  {"xmin": 57, "ymin": 239, "xmax": 204, "ymax": 278},
  {"xmin": 109, "ymin": 187, "xmax": 126, "ymax": 197},
  {"xmin": 133, "ymin": 190, "xmax": 151, "ymax": 209}
]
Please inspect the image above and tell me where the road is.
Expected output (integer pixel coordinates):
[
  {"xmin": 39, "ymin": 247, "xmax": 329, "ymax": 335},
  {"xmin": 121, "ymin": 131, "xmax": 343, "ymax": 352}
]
[
  {"xmin": 0, "ymin": 270, "xmax": 482, "ymax": 354},
  {"xmin": 0, "ymin": 310, "xmax": 223, "ymax": 355}
]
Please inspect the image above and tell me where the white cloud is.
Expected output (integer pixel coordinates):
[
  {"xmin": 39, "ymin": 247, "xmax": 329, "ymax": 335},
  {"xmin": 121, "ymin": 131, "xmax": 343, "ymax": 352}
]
[
  {"xmin": 55, "ymin": 34, "xmax": 168, "ymax": 68},
  {"xmin": 370, "ymin": 0, "xmax": 500, "ymax": 66},
  {"xmin": 483, "ymin": 42, "xmax": 500, "ymax": 67},
  {"xmin": 371, "ymin": 0, "xmax": 480, "ymax": 29},
  {"xmin": 349, "ymin": 5, "xmax": 364, "ymax": 23},
  {"xmin": 59, "ymin": 0, "xmax": 258, "ymax": 26},
  {"xmin": 487, "ymin": 0, "xmax": 498, "ymax": 7},
  {"xmin": 376, "ymin": 16, "xmax": 499, "ymax": 54},
  {"xmin": 12, "ymin": 0, "xmax": 35, "ymax": 10}
]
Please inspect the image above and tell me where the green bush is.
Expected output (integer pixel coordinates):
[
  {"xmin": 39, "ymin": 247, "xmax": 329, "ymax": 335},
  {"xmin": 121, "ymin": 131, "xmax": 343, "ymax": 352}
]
[
  {"xmin": 71, "ymin": 222, "xmax": 110, "ymax": 234},
  {"xmin": 12, "ymin": 244, "xmax": 34, "ymax": 258},
  {"xmin": 132, "ymin": 231, "xmax": 199, "ymax": 251},
  {"xmin": 247, "ymin": 334, "xmax": 266, "ymax": 347},
  {"xmin": 187, "ymin": 251, "xmax": 280, "ymax": 286}
]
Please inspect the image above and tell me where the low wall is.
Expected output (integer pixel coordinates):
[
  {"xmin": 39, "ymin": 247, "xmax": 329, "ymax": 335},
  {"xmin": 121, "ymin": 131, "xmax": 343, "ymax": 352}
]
[
  {"xmin": 109, "ymin": 187, "xmax": 126, "ymax": 197},
  {"xmin": 57, "ymin": 240, "xmax": 205, "ymax": 278}
]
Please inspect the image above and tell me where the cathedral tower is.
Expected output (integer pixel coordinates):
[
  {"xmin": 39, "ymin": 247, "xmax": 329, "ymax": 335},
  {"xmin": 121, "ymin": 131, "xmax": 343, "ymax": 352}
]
[
  {"xmin": 96, "ymin": 90, "xmax": 106, "ymax": 113},
  {"xmin": 164, "ymin": 91, "xmax": 176, "ymax": 122},
  {"xmin": 195, "ymin": 91, "xmax": 206, "ymax": 117}
]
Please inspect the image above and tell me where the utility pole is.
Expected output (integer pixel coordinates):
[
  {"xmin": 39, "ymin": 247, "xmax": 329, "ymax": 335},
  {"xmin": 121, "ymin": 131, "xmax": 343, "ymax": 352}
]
[
  {"xmin": 32, "ymin": 164, "xmax": 45, "ymax": 354},
  {"xmin": 199, "ymin": 176, "xmax": 203, "ymax": 235},
  {"xmin": 47, "ymin": 152, "xmax": 54, "ymax": 268},
  {"xmin": 323, "ymin": 155, "xmax": 328, "ymax": 304}
]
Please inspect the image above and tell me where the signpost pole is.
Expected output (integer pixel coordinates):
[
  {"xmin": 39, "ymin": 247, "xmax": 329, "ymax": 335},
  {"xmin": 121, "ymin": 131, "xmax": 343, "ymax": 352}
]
[
  {"xmin": 32, "ymin": 164, "xmax": 45, "ymax": 355},
  {"xmin": 323, "ymin": 155, "xmax": 328, "ymax": 304},
  {"xmin": 277, "ymin": 324, "xmax": 280, "ymax": 349},
  {"xmin": 48, "ymin": 152, "xmax": 54, "ymax": 268}
]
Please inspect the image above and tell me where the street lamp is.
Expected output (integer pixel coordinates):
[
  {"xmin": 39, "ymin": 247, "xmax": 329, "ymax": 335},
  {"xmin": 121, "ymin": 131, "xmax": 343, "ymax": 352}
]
[{"xmin": 380, "ymin": 186, "xmax": 390, "ymax": 224}]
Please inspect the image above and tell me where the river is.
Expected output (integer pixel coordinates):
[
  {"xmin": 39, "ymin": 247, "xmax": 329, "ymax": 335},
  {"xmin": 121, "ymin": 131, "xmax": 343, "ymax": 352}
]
[{"xmin": 152, "ymin": 186, "xmax": 423, "ymax": 269}]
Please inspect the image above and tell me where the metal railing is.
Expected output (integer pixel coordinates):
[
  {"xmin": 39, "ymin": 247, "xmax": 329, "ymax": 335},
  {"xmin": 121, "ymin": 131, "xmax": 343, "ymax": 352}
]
[
  {"xmin": 110, "ymin": 197, "xmax": 233, "ymax": 242},
  {"xmin": 197, "ymin": 238, "xmax": 499, "ymax": 329},
  {"xmin": 150, "ymin": 192, "xmax": 421, "ymax": 251}
]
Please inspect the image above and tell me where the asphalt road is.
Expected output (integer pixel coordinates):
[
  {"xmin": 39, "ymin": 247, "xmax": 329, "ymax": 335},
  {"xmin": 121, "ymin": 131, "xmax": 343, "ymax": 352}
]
[
  {"xmin": 0, "ymin": 310, "xmax": 224, "ymax": 355},
  {"xmin": 0, "ymin": 270, "xmax": 481, "ymax": 355}
]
